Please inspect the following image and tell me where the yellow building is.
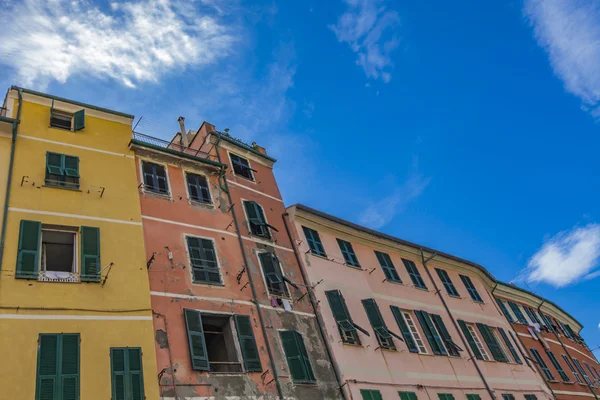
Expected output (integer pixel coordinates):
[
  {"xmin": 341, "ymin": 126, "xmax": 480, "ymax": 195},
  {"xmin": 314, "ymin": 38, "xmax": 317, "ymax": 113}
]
[{"xmin": 0, "ymin": 87, "xmax": 159, "ymax": 400}]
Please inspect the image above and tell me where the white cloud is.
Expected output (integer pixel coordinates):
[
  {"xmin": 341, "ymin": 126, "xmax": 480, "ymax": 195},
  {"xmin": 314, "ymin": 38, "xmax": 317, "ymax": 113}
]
[
  {"xmin": 522, "ymin": 223, "xmax": 600, "ymax": 287},
  {"xmin": 524, "ymin": 0, "xmax": 600, "ymax": 117},
  {"xmin": 330, "ymin": 0, "xmax": 400, "ymax": 82},
  {"xmin": 358, "ymin": 173, "xmax": 431, "ymax": 229},
  {"xmin": 0, "ymin": 0, "xmax": 235, "ymax": 89}
]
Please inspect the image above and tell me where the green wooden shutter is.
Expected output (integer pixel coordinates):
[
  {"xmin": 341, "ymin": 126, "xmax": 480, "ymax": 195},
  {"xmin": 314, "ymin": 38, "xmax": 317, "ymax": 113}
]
[
  {"xmin": 111, "ymin": 348, "xmax": 127, "ymax": 400},
  {"xmin": 457, "ymin": 320, "xmax": 483, "ymax": 360},
  {"xmin": 81, "ymin": 226, "xmax": 100, "ymax": 282},
  {"xmin": 60, "ymin": 334, "xmax": 79, "ymax": 400},
  {"xmin": 128, "ymin": 348, "xmax": 144, "ymax": 400},
  {"xmin": 184, "ymin": 309, "xmax": 209, "ymax": 371},
  {"xmin": 375, "ymin": 251, "xmax": 401, "ymax": 282},
  {"xmin": 466, "ymin": 395, "xmax": 481, "ymax": 400},
  {"xmin": 476, "ymin": 323, "xmax": 507, "ymax": 362},
  {"xmin": 507, "ymin": 302, "xmax": 527, "ymax": 324},
  {"xmin": 362, "ymin": 298, "xmax": 395, "ymax": 349},
  {"xmin": 258, "ymin": 252, "xmax": 286, "ymax": 296},
  {"xmin": 302, "ymin": 226, "xmax": 327, "ymax": 257},
  {"xmin": 111, "ymin": 348, "xmax": 144, "ymax": 400},
  {"xmin": 46, "ymin": 152, "xmax": 64, "ymax": 175},
  {"xmin": 390, "ymin": 306, "xmax": 418, "ymax": 353},
  {"xmin": 431, "ymin": 314, "xmax": 460, "ymax": 356},
  {"xmin": 294, "ymin": 331, "xmax": 315, "ymax": 382},
  {"xmin": 63, "ymin": 156, "xmax": 79, "ymax": 178},
  {"xmin": 415, "ymin": 311, "xmax": 447, "ymax": 355},
  {"xmin": 360, "ymin": 389, "xmax": 382, "ymax": 400},
  {"xmin": 73, "ymin": 110, "xmax": 85, "ymax": 131},
  {"xmin": 498, "ymin": 327, "xmax": 521, "ymax": 364},
  {"xmin": 234, "ymin": 315, "xmax": 262, "ymax": 372},
  {"xmin": 36, "ymin": 334, "xmax": 59, "ymax": 400},
  {"xmin": 399, "ymin": 392, "xmax": 418, "ymax": 400},
  {"xmin": 325, "ymin": 290, "xmax": 359, "ymax": 344},
  {"xmin": 496, "ymin": 298, "xmax": 514, "ymax": 322},
  {"xmin": 17, "ymin": 219, "xmax": 41, "ymax": 279},
  {"xmin": 280, "ymin": 330, "xmax": 311, "ymax": 382}
]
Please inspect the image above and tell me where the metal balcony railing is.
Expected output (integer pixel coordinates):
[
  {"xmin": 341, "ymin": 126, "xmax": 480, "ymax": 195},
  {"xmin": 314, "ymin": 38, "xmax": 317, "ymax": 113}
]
[{"xmin": 132, "ymin": 132, "xmax": 215, "ymax": 160}]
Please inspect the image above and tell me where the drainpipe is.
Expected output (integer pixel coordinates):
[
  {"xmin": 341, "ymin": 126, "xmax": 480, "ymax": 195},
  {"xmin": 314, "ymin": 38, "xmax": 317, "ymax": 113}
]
[
  {"xmin": 282, "ymin": 211, "xmax": 348, "ymax": 400},
  {"xmin": 213, "ymin": 133, "xmax": 285, "ymax": 400},
  {"xmin": 0, "ymin": 87, "xmax": 22, "ymax": 270},
  {"xmin": 419, "ymin": 249, "xmax": 496, "ymax": 400}
]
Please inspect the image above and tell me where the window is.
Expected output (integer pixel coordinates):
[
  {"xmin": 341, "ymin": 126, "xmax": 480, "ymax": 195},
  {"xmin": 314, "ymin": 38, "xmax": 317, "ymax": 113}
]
[
  {"xmin": 477, "ymin": 324, "xmax": 508, "ymax": 362},
  {"xmin": 45, "ymin": 152, "xmax": 80, "ymax": 189},
  {"xmin": 280, "ymin": 330, "xmax": 315, "ymax": 383},
  {"xmin": 362, "ymin": 299, "xmax": 399, "ymax": 350},
  {"xmin": 390, "ymin": 307, "xmax": 424, "ymax": 353},
  {"xmin": 431, "ymin": 313, "xmax": 462, "ymax": 356},
  {"xmin": 466, "ymin": 395, "xmax": 481, "ymax": 400},
  {"xmin": 435, "ymin": 268, "xmax": 459, "ymax": 297},
  {"xmin": 507, "ymin": 302, "xmax": 527, "ymax": 324},
  {"xmin": 414, "ymin": 310, "xmax": 447, "ymax": 355},
  {"xmin": 524, "ymin": 307, "xmax": 542, "ymax": 325},
  {"xmin": 399, "ymin": 309, "xmax": 428, "ymax": 354},
  {"xmin": 573, "ymin": 358, "xmax": 592, "ymax": 385},
  {"xmin": 375, "ymin": 251, "xmax": 401, "ymax": 283},
  {"xmin": 402, "ymin": 259, "xmax": 427, "ymax": 289},
  {"xmin": 302, "ymin": 226, "xmax": 327, "ymax": 257},
  {"xmin": 325, "ymin": 290, "xmax": 363, "ymax": 345},
  {"xmin": 438, "ymin": 394, "xmax": 455, "ymax": 400},
  {"xmin": 495, "ymin": 298, "xmax": 514, "ymax": 323},
  {"xmin": 230, "ymin": 153, "xmax": 255, "ymax": 180},
  {"xmin": 540, "ymin": 313, "xmax": 557, "ymax": 332},
  {"xmin": 361, "ymin": 390, "xmax": 383, "ymax": 400},
  {"xmin": 184, "ymin": 309, "xmax": 261, "ymax": 373},
  {"xmin": 524, "ymin": 396, "xmax": 537, "ymax": 400},
  {"xmin": 186, "ymin": 173, "xmax": 211, "ymax": 204},
  {"xmin": 497, "ymin": 327, "xmax": 522, "ymax": 364},
  {"xmin": 545, "ymin": 350, "xmax": 570, "ymax": 382},
  {"xmin": 16, "ymin": 221, "xmax": 100, "ymax": 282},
  {"xmin": 110, "ymin": 348, "xmax": 144, "ymax": 400},
  {"xmin": 399, "ymin": 392, "xmax": 418, "ymax": 400},
  {"xmin": 337, "ymin": 239, "xmax": 360, "ymax": 267},
  {"xmin": 562, "ymin": 354, "xmax": 583, "ymax": 384},
  {"xmin": 243, "ymin": 201, "xmax": 275, "ymax": 239},
  {"xmin": 50, "ymin": 106, "xmax": 84, "ymax": 131},
  {"xmin": 501, "ymin": 395, "xmax": 515, "ymax": 400},
  {"xmin": 459, "ymin": 275, "xmax": 482, "ymax": 302},
  {"xmin": 142, "ymin": 161, "xmax": 169, "ymax": 195},
  {"xmin": 530, "ymin": 348, "xmax": 555, "ymax": 381},
  {"xmin": 258, "ymin": 252, "xmax": 288, "ymax": 297},
  {"xmin": 186, "ymin": 236, "xmax": 221, "ymax": 284},
  {"xmin": 458, "ymin": 320, "xmax": 490, "ymax": 361},
  {"xmin": 36, "ymin": 334, "xmax": 80, "ymax": 400}
]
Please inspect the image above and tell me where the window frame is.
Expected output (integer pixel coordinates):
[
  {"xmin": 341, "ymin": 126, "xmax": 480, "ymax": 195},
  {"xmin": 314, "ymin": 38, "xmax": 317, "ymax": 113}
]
[
  {"xmin": 45, "ymin": 152, "xmax": 80, "ymax": 190},
  {"xmin": 466, "ymin": 324, "xmax": 491, "ymax": 361},
  {"xmin": 257, "ymin": 250, "xmax": 289, "ymax": 298},
  {"xmin": 375, "ymin": 250, "xmax": 402, "ymax": 283},
  {"xmin": 573, "ymin": 358, "xmax": 592, "ymax": 385},
  {"xmin": 140, "ymin": 159, "xmax": 171, "ymax": 197},
  {"xmin": 183, "ymin": 170, "xmax": 213, "ymax": 205},
  {"xmin": 562, "ymin": 354, "xmax": 584, "ymax": 384},
  {"xmin": 507, "ymin": 301, "xmax": 528, "ymax": 324},
  {"xmin": 530, "ymin": 348, "xmax": 555, "ymax": 381},
  {"xmin": 459, "ymin": 275, "xmax": 483, "ymax": 302},
  {"xmin": 301, "ymin": 226, "xmax": 327, "ymax": 257},
  {"xmin": 336, "ymin": 238, "xmax": 361, "ymax": 268},
  {"xmin": 110, "ymin": 347, "xmax": 145, "ymax": 400},
  {"xmin": 325, "ymin": 290, "xmax": 364, "ymax": 345},
  {"xmin": 39, "ymin": 226, "xmax": 79, "ymax": 282},
  {"xmin": 228, "ymin": 152, "xmax": 256, "ymax": 182},
  {"xmin": 184, "ymin": 234, "xmax": 223, "ymax": 285},
  {"xmin": 35, "ymin": 333, "xmax": 80, "ymax": 400},
  {"xmin": 279, "ymin": 330, "xmax": 316, "ymax": 384},
  {"xmin": 435, "ymin": 268, "xmax": 460, "ymax": 297},
  {"xmin": 402, "ymin": 258, "xmax": 427, "ymax": 289},
  {"xmin": 401, "ymin": 310, "xmax": 429, "ymax": 354},
  {"xmin": 546, "ymin": 350, "xmax": 570, "ymax": 383},
  {"xmin": 49, "ymin": 108, "xmax": 74, "ymax": 130},
  {"xmin": 242, "ymin": 199, "xmax": 274, "ymax": 240}
]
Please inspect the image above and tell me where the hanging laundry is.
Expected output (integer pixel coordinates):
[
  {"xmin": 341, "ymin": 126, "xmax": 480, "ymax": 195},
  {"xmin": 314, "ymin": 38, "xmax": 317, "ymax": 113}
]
[
  {"xmin": 282, "ymin": 298, "xmax": 292, "ymax": 312},
  {"xmin": 271, "ymin": 297, "xmax": 279, "ymax": 307}
]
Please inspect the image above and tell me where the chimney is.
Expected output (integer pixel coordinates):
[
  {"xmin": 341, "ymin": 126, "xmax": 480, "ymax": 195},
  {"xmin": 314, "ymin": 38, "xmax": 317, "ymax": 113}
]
[
  {"xmin": 178, "ymin": 116, "xmax": 188, "ymax": 147},
  {"xmin": 252, "ymin": 142, "xmax": 267, "ymax": 155}
]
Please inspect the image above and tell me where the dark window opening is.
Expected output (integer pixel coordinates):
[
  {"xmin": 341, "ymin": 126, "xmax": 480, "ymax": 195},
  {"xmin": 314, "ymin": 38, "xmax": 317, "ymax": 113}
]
[
  {"xmin": 50, "ymin": 110, "xmax": 72, "ymax": 130},
  {"xmin": 42, "ymin": 230, "xmax": 75, "ymax": 274},
  {"xmin": 186, "ymin": 173, "xmax": 211, "ymax": 204},
  {"xmin": 230, "ymin": 154, "xmax": 255, "ymax": 180},
  {"xmin": 142, "ymin": 161, "xmax": 169, "ymax": 195},
  {"xmin": 202, "ymin": 314, "xmax": 242, "ymax": 373}
]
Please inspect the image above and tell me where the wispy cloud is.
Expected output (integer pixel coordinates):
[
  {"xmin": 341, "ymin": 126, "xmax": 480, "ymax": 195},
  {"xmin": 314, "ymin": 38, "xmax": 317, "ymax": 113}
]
[
  {"xmin": 358, "ymin": 173, "xmax": 431, "ymax": 229},
  {"xmin": 521, "ymin": 223, "xmax": 600, "ymax": 287},
  {"xmin": 524, "ymin": 0, "xmax": 600, "ymax": 117},
  {"xmin": 0, "ymin": 0, "xmax": 235, "ymax": 89},
  {"xmin": 330, "ymin": 0, "xmax": 400, "ymax": 83}
]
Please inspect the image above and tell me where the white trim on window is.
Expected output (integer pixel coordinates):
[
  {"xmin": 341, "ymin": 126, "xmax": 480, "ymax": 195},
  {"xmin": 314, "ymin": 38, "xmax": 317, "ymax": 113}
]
[
  {"xmin": 228, "ymin": 151, "xmax": 256, "ymax": 183},
  {"xmin": 138, "ymin": 157, "xmax": 172, "ymax": 199},
  {"xmin": 467, "ymin": 324, "xmax": 491, "ymax": 361},
  {"xmin": 182, "ymin": 169, "xmax": 214, "ymax": 206},
  {"xmin": 255, "ymin": 249, "xmax": 291, "ymax": 300},
  {"xmin": 183, "ymin": 233, "xmax": 223, "ymax": 286},
  {"xmin": 38, "ymin": 226, "xmax": 79, "ymax": 283},
  {"xmin": 401, "ymin": 311, "xmax": 428, "ymax": 354}
]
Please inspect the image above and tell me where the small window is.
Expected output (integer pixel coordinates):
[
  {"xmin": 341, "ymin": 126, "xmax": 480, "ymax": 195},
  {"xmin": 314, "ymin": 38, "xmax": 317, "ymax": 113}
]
[
  {"xmin": 302, "ymin": 226, "xmax": 327, "ymax": 257},
  {"xmin": 186, "ymin": 236, "xmax": 221, "ymax": 284},
  {"xmin": 438, "ymin": 394, "xmax": 455, "ymax": 400},
  {"xmin": 466, "ymin": 323, "xmax": 491, "ymax": 361},
  {"xmin": 392, "ymin": 309, "xmax": 428, "ymax": 354},
  {"xmin": 36, "ymin": 334, "xmax": 80, "ymax": 399},
  {"xmin": 375, "ymin": 251, "xmax": 401, "ymax": 283},
  {"xmin": 258, "ymin": 252, "xmax": 289, "ymax": 297},
  {"xmin": 562, "ymin": 354, "xmax": 584, "ymax": 384},
  {"xmin": 399, "ymin": 392, "xmax": 418, "ymax": 400},
  {"xmin": 280, "ymin": 330, "xmax": 316, "ymax": 383},
  {"xmin": 111, "ymin": 348, "xmax": 144, "ymax": 400},
  {"xmin": 337, "ymin": 239, "xmax": 360, "ymax": 268},
  {"xmin": 142, "ymin": 161, "xmax": 169, "ymax": 195},
  {"xmin": 507, "ymin": 301, "xmax": 527, "ymax": 324},
  {"xmin": 435, "ymin": 268, "xmax": 459, "ymax": 297},
  {"xmin": 459, "ymin": 275, "xmax": 482, "ymax": 302},
  {"xmin": 41, "ymin": 228, "xmax": 76, "ymax": 279},
  {"xmin": 50, "ymin": 106, "xmax": 84, "ymax": 131},
  {"xmin": 360, "ymin": 389, "xmax": 383, "ymax": 400},
  {"xmin": 501, "ymin": 395, "xmax": 515, "ymax": 400},
  {"xmin": 243, "ymin": 201, "xmax": 275, "ymax": 239},
  {"xmin": 362, "ymin": 298, "xmax": 398, "ymax": 350},
  {"xmin": 45, "ymin": 152, "xmax": 80, "ymax": 190},
  {"xmin": 186, "ymin": 173, "xmax": 211, "ymax": 204},
  {"xmin": 466, "ymin": 395, "xmax": 481, "ymax": 400},
  {"xmin": 530, "ymin": 348, "xmax": 555, "ymax": 381},
  {"xmin": 230, "ymin": 153, "xmax": 255, "ymax": 180},
  {"xmin": 524, "ymin": 395, "xmax": 537, "ymax": 400},
  {"xmin": 402, "ymin": 259, "xmax": 427, "ymax": 289}
]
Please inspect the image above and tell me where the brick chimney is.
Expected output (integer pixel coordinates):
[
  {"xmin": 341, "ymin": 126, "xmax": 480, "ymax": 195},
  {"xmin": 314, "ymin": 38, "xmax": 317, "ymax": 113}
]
[{"xmin": 252, "ymin": 142, "xmax": 267, "ymax": 155}]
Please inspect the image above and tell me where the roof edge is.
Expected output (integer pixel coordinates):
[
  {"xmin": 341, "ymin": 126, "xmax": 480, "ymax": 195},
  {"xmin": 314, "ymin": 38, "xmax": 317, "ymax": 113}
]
[{"xmin": 213, "ymin": 132, "xmax": 277, "ymax": 162}]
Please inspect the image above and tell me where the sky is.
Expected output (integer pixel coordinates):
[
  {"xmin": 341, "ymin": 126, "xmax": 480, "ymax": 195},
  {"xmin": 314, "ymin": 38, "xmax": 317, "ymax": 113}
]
[{"xmin": 0, "ymin": 0, "xmax": 599, "ymax": 349}]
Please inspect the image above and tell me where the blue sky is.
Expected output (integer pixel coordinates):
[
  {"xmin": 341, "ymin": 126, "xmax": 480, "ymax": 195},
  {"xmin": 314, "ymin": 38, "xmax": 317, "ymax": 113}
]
[{"xmin": 1, "ymin": 0, "xmax": 599, "ymax": 349}]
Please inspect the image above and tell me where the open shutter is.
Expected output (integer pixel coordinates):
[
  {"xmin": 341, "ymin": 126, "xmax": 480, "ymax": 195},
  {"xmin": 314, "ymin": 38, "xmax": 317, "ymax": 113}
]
[
  {"xmin": 362, "ymin": 298, "xmax": 397, "ymax": 348},
  {"xmin": 128, "ymin": 348, "xmax": 144, "ymax": 400},
  {"xmin": 415, "ymin": 311, "xmax": 447, "ymax": 355},
  {"xmin": 60, "ymin": 334, "xmax": 79, "ymax": 400},
  {"xmin": 111, "ymin": 348, "xmax": 127, "ymax": 400},
  {"xmin": 281, "ymin": 330, "xmax": 308, "ymax": 382},
  {"xmin": 73, "ymin": 109, "xmax": 85, "ymax": 131},
  {"xmin": 391, "ymin": 306, "xmax": 418, "ymax": 353},
  {"xmin": 431, "ymin": 314, "xmax": 461, "ymax": 356},
  {"xmin": 498, "ymin": 327, "xmax": 522, "ymax": 364},
  {"xmin": 63, "ymin": 156, "xmax": 79, "ymax": 178},
  {"xmin": 184, "ymin": 309, "xmax": 209, "ymax": 371},
  {"xmin": 476, "ymin": 323, "xmax": 507, "ymax": 362},
  {"xmin": 36, "ymin": 334, "xmax": 59, "ymax": 400},
  {"xmin": 496, "ymin": 298, "xmax": 514, "ymax": 323},
  {"xmin": 81, "ymin": 226, "xmax": 100, "ymax": 282},
  {"xmin": 259, "ymin": 252, "xmax": 286, "ymax": 296},
  {"xmin": 234, "ymin": 315, "xmax": 262, "ymax": 372},
  {"xmin": 457, "ymin": 320, "xmax": 483, "ymax": 360},
  {"xmin": 46, "ymin": 152, "xmax": 64, "ymax": 175},
  {"xmin": 16, "ymin": 220, "xmax": 41, "ymax": 279},
  {"xmin": 325, "ymin": 290, "xmax": 361, "ymax": 344}
]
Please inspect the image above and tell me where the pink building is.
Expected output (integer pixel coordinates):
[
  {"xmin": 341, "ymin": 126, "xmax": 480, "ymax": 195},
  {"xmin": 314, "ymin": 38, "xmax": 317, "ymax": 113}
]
[{"xmin": 285, "ymin": 204, "xmax": 553, "ymax": 400}]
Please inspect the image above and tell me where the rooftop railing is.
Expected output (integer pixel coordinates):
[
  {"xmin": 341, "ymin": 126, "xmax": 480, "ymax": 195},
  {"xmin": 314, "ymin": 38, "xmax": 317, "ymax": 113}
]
[{"xmin": 132, "ymin": 132, "xmax": 216, "ymax": 161}]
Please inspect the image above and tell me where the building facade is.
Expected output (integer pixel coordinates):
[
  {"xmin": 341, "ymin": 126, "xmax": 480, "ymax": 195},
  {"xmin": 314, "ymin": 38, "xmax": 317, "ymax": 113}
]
[
  {"xmin": 286, "ymin": 204, "xmax": 554, "ymax": 400},
  {"xmin": 131, "ymin": 121, "xmax": 342, "ymax": 399},
  {"xmin": 0, "ymin": 87, "xmax": 160, "ymax": 400},
  {"xmin": 495, "ymin": 283, "xmax": 600, "ymax": 400}
]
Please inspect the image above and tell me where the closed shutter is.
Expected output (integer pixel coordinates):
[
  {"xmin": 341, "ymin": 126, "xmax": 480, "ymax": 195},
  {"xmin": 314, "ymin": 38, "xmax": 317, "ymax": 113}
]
[
  {"xmin": 16, "ymin": 219, "xmax": 41, "ymax": 279},
  {"xmin": 391, "ymin": 306, "xmax": 418, "ymax": 353},
  {"xmin": 234, "ymin": 315, "xmax": 262, "ymax": 372},
  {"xmin": 495, "ymin": 298, "xmax": 514, "ymax": 323},
  {"xmin": 63, "ymin": 156, "xmax": 79, "ymax": 177},
  {"xmin": 457, "ymin": 320, "xmax": 483, "ymax": 360},
  {"xmin": 546, "ymin": 350, "xmax": 569, "ymax": 382},
  {"xmin": 46, "ymin": 153, "xmax": 64, "ymax": 175},
  {"xmin": 476, "ymin": 324, "xmax": 507, "ymax": 362},
  {"xmin": 402, "ymin": 259, "xmax": 427, "ymax": 289},
  {"xmin": 258, "ymin": 252, "xmax": 287, "ymax": 296},
  {"xmin": 435, "ymin": 268, "xmax": 459, "ymax": 296},
  {"xmin": 431, "ymin": 314, "xmax": 461, "ymax": 356},
  {"xmin": 337, "ymin": 239, "xmax": 360, "ymax": 267},
  {"xmin": 507, "ymin": 302, "xmax": 527, "ymax": 324},
  {"xmin": 36, "ymin": 334, "xmax": 80, "ymax": 400},
  {"xmin": 415, "ymin": 310, "xmax": 447, "ymax": 355},
  {"xmin": 280, "ymin": 330, "xmax": 315, "ymax": 383},
  {"xmin": 111, "ymin": 349, "xmax": 127, "ymax": 400},
  {"xmin": 460, "ymin": 275, "xmax": 482, "ymax": 302},
  {"xmin": 498, "ymin": 327, "xmax": 521, "ymax": 364},
  {"xmin": 375, "ymin": 251, "xmax": 401, "ymax": 282},
  {"xmin": 466, "ymin": 395, "xmax": 481, "ymax": 400},
  {"xmin": 399, "ymin": 392, "xmax": 418, "ymax": 400},
  {"xmin": 128, "ymin": 348, "xmax": 144, "ymax": 400},
  {"xmin": 360, "ymin": 390, "xmax": 382, "ymax": 400},
  {"xmin": 302, "ymin": 226, "xmax": 326, "ymax": 257},
  {"xmin": 362, "ymin": 298, "xmax": 395, "ymax": 349},
  {"xmin": 184, "ymin": 309, "xmax": 209, "ymax": 371},
  {"xmin": 37, "ymin": 335, "xmax": 59, "ymax": 400},
  {"xmin": 111, "ymin": 348, "xmax": 144, "ymax": 400},
  {"xmin": 60, "ymin": 335, "xmax": 79, "ymax": 400},
  {"xmin": 73, "ymin": 110, "xmax": 85, "ymax": 131},
  {"xmin": 325, "ymin": 290, "xmax": 360, "ymax": 344},
  {"xmin": 81, "ymin": 226, "xmax": 100, "ymax": 282},
  {"xmin": 530, "ymin": 348, "xmax": 554, "ymax": 381}
]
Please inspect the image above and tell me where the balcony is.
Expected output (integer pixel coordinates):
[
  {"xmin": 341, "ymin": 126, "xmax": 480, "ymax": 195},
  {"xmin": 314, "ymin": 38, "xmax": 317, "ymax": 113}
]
[{"xmin": 131, "ymin": 132, "xmax": 219, "ymax": 163}]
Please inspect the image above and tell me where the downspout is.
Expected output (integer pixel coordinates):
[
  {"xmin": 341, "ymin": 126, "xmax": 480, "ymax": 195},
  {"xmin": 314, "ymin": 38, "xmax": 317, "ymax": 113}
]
[
  {"xmin": 282, "ymin": 211, "xmax": 348, "ymax": 400},
  {"xmin": 419, "ymin": 249, "xmax": 496, "ymax": 400},
  {"xmin": 213, "ymin": 133, "xmax": 285, "ymax": 400},
  {"xmin": 0, "ymin": 87, "xmax": 22, "ymax": 270}
]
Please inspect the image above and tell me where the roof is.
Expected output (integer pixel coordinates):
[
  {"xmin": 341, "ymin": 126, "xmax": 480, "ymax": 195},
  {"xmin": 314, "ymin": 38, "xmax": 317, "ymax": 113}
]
[
  {"xmin": 12, "ymin": 86, "xmax": 134, "ymax": 119},
  {"xmin": 214, "ymin": 132, "xmax": 277, "ymax": 162},
  {"xmin": 129, "ymin": 139, "xmax": 225, "ymax": 168}
]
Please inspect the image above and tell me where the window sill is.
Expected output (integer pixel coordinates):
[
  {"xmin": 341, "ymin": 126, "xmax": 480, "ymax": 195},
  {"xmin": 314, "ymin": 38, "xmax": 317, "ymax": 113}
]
[
  {"xmin": 341, "ymin": 342, "xmax": 363, "ymax": 348},
  {"xmin": 192, "ymin": 281, "xmax": 225, "ymax": 287},
  {"xmin": 291, "ymin": 381, "xmax": 317, "ymax": 386},
  {"xmin": 49, "ymin": 125, "xmax": 72, "ymax": 132},
  {"xmin": 448, "ymin": 294, "xmax": 462, "ymax": 299},
  {"xmin": 232, "ymin": 173, "xmax": 257, "ymax": 184},
  {"xmin": 143, "ymin": 190, "xmax": 172, "ymax": 200},
  {"xmin": 413, "ymin": 286, "xmax": 429, "ymax": 292},
  {"xmin": 385, "ymin": 279, "xmax": 404, "ymax": 286},
  {"xmin": 308, "ymin": 252, "xmax": 329, "ymax": 260},
  {"xmin": 562, "ymin": 381, "xmax": 575, "ymax": 385},
  {"xmin": 42, "ymin": 184, "xmax": 81, "ymax": 192},
  {"xmin": 189, "ymin": 199, "xmax": 214, "ymax": 208}
]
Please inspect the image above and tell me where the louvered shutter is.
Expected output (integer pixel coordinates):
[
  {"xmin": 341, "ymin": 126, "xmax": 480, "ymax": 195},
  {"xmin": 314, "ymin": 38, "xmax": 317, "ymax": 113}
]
[
  {"xmin": 60, "ymin": 335, "xmax": 79, "ymax": 400},
  {"xmin": 399, "ymin": 392, "xmax": 418, "ymax": 400},
  {"xmin": 325, "ymin": 290, "xmax": 359, "ymax": 344},
  {"xmin": 259, "ymin": 252, "xmax": 286, "ymax": 296},
  {"xmin": 415, "ymin": 310, "xmax": 446, "ymax": 355},
  {"xmin": 63, "ymin": 156, "xmax": 79, "ymax": 178},
  {"xmin": 496, "ymin": 298, "xmax": 514, "ymax": 322},
  {"xmin": 37, "ymin": 335, "xmax": 58, "ymax": 400},
  {"xmin": 128, "ymin": 348, "xmax": 144, "ymax": 400},
  {"xmin": 280, "ymin": 330, "xmax": 307, "ymax": 382},
  {"xmin": 111, "ymin": 348, "xmax": 126, "ymax": 400},
  {"xmin": 294, "ymin": 331, "xmax": 315, "ymax": 382},
  {"xmin": 73, "ymin": 110, "xmax": 85, "ymax": 131},
  {"xmin": 46, "ymin": 152, "xmax": 64, "ymax": 175},
  {"xmin": 476, "ymin": 323, "xmax": 507, "ymax": 362},
  {"xmin": 431, "ymin": 314, "xmax": 460, "ymax": 356},
  {"xmin": 375, "ymin": 251, "xmax": 401, "ymax": 282},
  {"xmin": 184, "ymin": 309, "xmax": 209, "ymax": 371},
  {"xmin": 391, "ymin": 306, "xmax": 418, "ymax": 353},
  {"xmin": 498, "ymin": 327, "xmax": 521, "ymax": 364},
  {"xmin": 81, "ymin": 226, "xmax": 100, "ymax": 282},
  {"xmin": 234, "ymin": 315, "xmax": 262, "ymax": 372},
  {"xmin": 457, "ymin": 320, "xmax": 483, "ymax": 360},
  {"xmin": 362, "ymin": 298, "xmax": 394, "ymax": 349},
  {"xmin": 16, "ymin": 220, "xmax": 41, "ymax": 279}
]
